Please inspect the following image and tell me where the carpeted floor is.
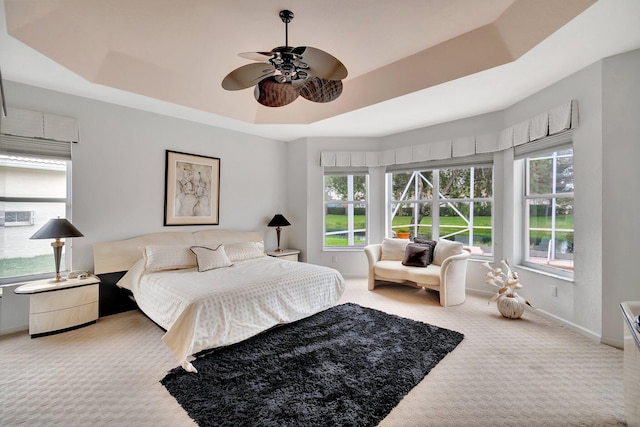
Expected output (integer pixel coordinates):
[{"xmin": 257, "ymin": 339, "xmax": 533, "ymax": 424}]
[{"xmin": 0, "ymin": 278, "xmax": 626, "ymax": 426}]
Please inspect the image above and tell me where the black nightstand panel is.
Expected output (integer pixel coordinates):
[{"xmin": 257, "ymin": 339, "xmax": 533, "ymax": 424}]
[{"xmin": 97, "ymin": 272, "xmax": 138, "ymax": 317}]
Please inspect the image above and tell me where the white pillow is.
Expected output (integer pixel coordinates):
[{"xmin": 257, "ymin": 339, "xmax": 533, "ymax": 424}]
[
  {"xmin": 432, "ymin": 239, "xmax": 464, "ymax": 266},
  {"xmin": 223, "ymin": 241, "xmax": 266, "ymax": 262},
  {"xmin": 380, "ymin": 238, "xmax": 410, "ymax": 261},
  {"xmin": 189, "ymin": 245, "xmax": 232, "ymax": 272},
  {"xmin": 116, "ymin": 258, "xmax": 145, "ymax": 291},
  {"xmin": 141, "ymin": 245, "xmax": 196, "ymax": 272}
]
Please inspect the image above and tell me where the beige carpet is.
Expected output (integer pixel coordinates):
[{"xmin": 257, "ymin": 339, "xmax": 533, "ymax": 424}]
[{"xmin": 0, "ymin": 278, "xmax": 625, "ymax": 426}]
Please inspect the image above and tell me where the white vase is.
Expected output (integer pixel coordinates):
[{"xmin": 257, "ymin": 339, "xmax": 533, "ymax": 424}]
[{"xmin": 496, "ymin": 294, "xmax": 525, "ymax": 319}]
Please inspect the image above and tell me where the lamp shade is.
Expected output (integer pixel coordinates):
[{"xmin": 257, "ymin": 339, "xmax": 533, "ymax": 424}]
[
  {"xmin": 268, "ymin": 214, "xmax": 290, "ymax": 227},
  {"xmin": 30, "ymin": 218, "xmax": 84, "ymax": 239}
]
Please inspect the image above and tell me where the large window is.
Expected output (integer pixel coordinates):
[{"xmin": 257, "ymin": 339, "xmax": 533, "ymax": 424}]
[
  {"xmin": 324, "ymin": 173, "xmax": 368, "ymax": 248},
  {"xmin": 523, "ymin": 147, "xmax": 574, "ymax": 274},
  {"xmin": 0, "ymin": 155, "xmax": 70, "ymax": 283},
  {"xmin": 388, "ymin": 165, "xmax": 493, "ymax": 256}
]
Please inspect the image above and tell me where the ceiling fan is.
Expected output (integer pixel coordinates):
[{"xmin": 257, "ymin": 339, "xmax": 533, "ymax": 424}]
[{"xmin": 221, "ymin": 10, "xmax": 348, "ymax": 108}]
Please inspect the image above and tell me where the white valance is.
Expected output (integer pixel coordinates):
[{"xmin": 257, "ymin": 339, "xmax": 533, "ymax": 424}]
[
  {"xmin": 529, "ymin": 112, "xmax": 549, "ymax": 141},
  {"xmin": 1, "ymin": 107, "xmax": 78, "ymax": 143},
  {"xmin": 350, "ymin": 151, "xmax": 366, "ymax": 167},
  {"xmin": 513, "ymin": 120, "xmax": 530, "ymax": 146},
  {"xmin": 452, "ymin": 137, "xmax": 476, "ymax": 157},
  {"xmin": 380, "ymin": 150, "xmax": 395, "ymax": 166},
  {"xmin": 335, "ymin": 152, "xmax": 350, "ymax": 167},
  {"xmin": 412, "ymin": 144, "xmax": 430, "ymax": 162},
  {"xmin": 475, "ymin": 133, "xmax": 499, "ymax": 153},
  {"xmin": 395, "ymin": 146, "xmax": 413, "ymax": 164},
  {"xmin": 0, "ymin": 107, "xmax": 79, "ymax": 160},
  {"xmin": 320, "ymin": 100, "xmax": 578, "ymax": 167}
]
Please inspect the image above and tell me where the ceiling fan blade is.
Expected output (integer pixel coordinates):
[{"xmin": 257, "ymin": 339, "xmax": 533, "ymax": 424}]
[
  {"xmin": 222, "ymin": 63, "xmax": 275, "ymax": 91},
  {"xmin": 299, "ymin": 77, "xmax": 343, "ymax": 103},
  {"xmin": 254, "ymin": 77, "xmax": 299, "ymax": 107},
  {"xmin": 293, "ymin": 46, "xmax": 348, "ymax": 81},
  {"xmin": 238, "ymin": 51, "xmax": 274, "ymax": 61}
]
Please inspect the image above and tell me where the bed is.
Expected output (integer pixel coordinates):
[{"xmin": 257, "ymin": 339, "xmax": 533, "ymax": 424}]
[{"xmin": 93, "ymin": 229, "xmax": 345, "ymax": 372}]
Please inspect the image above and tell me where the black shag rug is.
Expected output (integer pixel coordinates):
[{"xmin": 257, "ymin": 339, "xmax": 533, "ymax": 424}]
[{"xmin": 160, "ymin": 303, "xmax": 464, "ymax": 427}]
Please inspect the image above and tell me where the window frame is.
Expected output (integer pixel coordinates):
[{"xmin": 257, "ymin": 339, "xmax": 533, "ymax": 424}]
[
  {"xmin": 323, "ymin": 171, "xmax": 369, "ymax": 250},
  {"xmin": 519, "ymin": 144, "xmax": 574, "ymax": 278},
  {"xmin": 0, "ymin": 155, "xmax": 72, "ymax": 285},
  {"xmin": 386, "ymin": 162, "xmax": 494, "ymax": 258}
]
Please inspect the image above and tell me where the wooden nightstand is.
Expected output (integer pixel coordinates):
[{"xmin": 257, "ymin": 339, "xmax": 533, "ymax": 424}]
[
  {"xmin": 15, "ymin": 276, "xmax": 100, "ymax": 337},
  {"xmin": 267, "ymin": 249, "xmax": 300, "ymax": 262}
]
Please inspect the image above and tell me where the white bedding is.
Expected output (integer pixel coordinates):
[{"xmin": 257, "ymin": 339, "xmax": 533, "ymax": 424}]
[{"xmin": 130, "ymin": 256, "xmax": 345, "ymax": 372}]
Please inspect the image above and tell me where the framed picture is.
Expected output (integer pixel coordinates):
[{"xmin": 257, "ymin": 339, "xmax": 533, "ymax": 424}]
[{"xmin": 164, "ymin": 150, "xmax": 220, "ymax": 226}]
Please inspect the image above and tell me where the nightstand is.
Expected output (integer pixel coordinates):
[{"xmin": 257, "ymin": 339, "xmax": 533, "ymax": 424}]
[
  {"xmin": 15, "ymin": 276, "xmax": 100, "ymax": 337},
  {"xmin": 267, "ymin": 249, "xmax": 300, "ymax": 262}
]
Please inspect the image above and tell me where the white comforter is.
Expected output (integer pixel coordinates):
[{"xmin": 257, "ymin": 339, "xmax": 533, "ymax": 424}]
[{"xmin": 130, "ymin": 257, "xmax": 345, "ymax": 372}]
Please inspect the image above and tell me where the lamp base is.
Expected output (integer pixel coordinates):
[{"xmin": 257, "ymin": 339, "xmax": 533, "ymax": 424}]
[
  {"xmin": 51, "ymin": 241, "xmax": 65, "ymax": 284},
  {"xmin": 275, "ymin": 248, "xmax": 284, "ymax": 253},
  {"xmin": 49, "ymin": 275, "xmax": 66, "ymax": 283}
]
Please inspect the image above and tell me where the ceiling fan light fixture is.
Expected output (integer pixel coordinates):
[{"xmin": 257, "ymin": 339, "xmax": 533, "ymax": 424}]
[{"xmin": 222, "ymin": 10, "xmax": 347, "ymax": 108}]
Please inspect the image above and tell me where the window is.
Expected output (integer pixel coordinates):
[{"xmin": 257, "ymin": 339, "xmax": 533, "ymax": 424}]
[
  {"xmin": 523, "ymin": 147, "xmax": 574, "ymax": 274},
  {"xmin": 0, "ymin": 155, "xmax": 70, "ymax": 283},
  {"xmin": 324, "ymin": 173, "xmax": 368, "ymax": 248},
  {"xmin": 388, "ymin": 165, "xmax": 493, "ymax": 256}
]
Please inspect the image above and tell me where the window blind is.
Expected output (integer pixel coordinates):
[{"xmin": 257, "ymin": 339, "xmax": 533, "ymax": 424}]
[
  {"xmin": 0, "ymin": 134, "xmax": 72, "ymax": 160},
  {"xmin": 513, "ymin": 131, "xmax": 573, "ymax": 160},
  {"xmin": 385, "ymin": 153, "xmax": 493, "ymax": 172}
]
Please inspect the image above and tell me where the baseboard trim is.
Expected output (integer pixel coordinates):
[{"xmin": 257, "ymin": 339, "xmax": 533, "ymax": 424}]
[{"xmin": 0, "ymin": 324, "xmax": 28, "ymax": 335}]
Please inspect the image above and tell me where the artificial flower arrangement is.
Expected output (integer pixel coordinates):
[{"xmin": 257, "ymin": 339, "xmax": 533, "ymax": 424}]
[{"xmin": 482, "ymin": 259, "xmax": 533, "ymax": 318}]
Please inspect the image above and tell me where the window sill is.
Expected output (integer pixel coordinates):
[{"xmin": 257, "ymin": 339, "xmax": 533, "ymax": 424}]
[
  {"xmin": 516, "ymin": 264, "xmax": 574, "ymax": 283},
  {"xmin": 323, "ymin": 247, "xmax": 365, "ymax": 252}
]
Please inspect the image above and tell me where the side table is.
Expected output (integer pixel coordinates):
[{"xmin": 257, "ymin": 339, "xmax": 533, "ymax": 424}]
[
  {"xmin": 15, "ymin": 275, "xmax": 100, "ymax": 337},
  {"xmin": 267, "ymin": 249, "xmax": 300, "ymax": 262}
]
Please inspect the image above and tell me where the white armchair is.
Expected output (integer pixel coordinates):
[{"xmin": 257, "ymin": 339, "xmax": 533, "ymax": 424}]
[{"xmin": 364, "ymin": 239, "xmax": 470, "ymax": 307}]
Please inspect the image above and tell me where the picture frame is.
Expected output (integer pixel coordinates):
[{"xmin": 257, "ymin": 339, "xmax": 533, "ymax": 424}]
[{"xmin": 164, "ymin": 150, "xmax": 220, "ymax": 226}]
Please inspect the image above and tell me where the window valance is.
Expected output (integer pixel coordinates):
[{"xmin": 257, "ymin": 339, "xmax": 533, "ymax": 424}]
[
  {"xmin": 0, "ymin": 107, "xmax": 78, "ymax": 160},
  {"xmin": 320, "ymin": 100, "xmax": 578, "ymax": 168}
]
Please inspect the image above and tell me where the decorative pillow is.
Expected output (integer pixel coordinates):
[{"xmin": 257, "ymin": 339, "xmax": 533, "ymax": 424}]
[
  {"xmin": 141, "ymin": 245, "xmax": 196, "ymax": 272},
  {"xmin": 380, "ymin": 238, "xmax": 410, "ymax": 261},
  {"xmin": 116, "ymin": 258, "xmax": 146, "ymax": 290},
  {"xmin": 402, "ymin": 244, "xmax": 430, "ymax": 267},
  {"xmin": 189, "ymin": 245, "xmax": 232, "ymax": 272},
  {"xmin": 432, "ymin": 239, "xmax": 464, "ymax": 266},
  {"xmin": 223, "ymin": 241, "xmax": 266, "ymax": 263},
  {"xmin": 413, "ymin": 238, "xmax": 437, "ymax": 264}
]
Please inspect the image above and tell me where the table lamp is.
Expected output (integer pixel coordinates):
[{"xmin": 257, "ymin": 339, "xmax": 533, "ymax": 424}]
[
  {"xmin": 268, "ymin": 214, "xmax": 290, "ymax": 253},
  {"xmin": 30, "ymin": 217, "xmax": 84, "ymax": 282}
]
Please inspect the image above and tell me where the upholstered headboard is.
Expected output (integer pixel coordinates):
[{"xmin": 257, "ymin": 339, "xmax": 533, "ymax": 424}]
[{"xmin": 93, "ymin": 229, "xmax": 264, "ymax": 274}]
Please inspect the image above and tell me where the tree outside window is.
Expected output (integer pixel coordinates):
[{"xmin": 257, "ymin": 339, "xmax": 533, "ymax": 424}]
[
  {"xmin": 388, "ymin": 166, "xmax": 493, "ymax": 256},
  {"xmin": 524, "ymin": 148, "xmax": 574, "ymax": 273},
  {"xmin": 324, "ymin": 174, "xmax": 368, "ymax": 247}
]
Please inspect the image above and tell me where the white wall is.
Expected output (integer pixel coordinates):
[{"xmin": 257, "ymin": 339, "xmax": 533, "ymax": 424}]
[
  {"xmin": 601, "ymin": 48, "xmax": 640, "ymax": 346},
  {"xmin": 501, "ymin": 57, "xmax": 605, "ymax": 339},
  {"xmin": 1, "ymin": 81, "xmax": 290, "ymax": 333},
  {"xmin": 297, "ymin": 136, "xmax": 381, "ymax": 276}
]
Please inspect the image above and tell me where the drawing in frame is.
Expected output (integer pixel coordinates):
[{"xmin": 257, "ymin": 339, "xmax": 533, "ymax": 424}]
[{"xmin": 164, "ymin": 150, "xmax": 220, "ymax": 226}]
